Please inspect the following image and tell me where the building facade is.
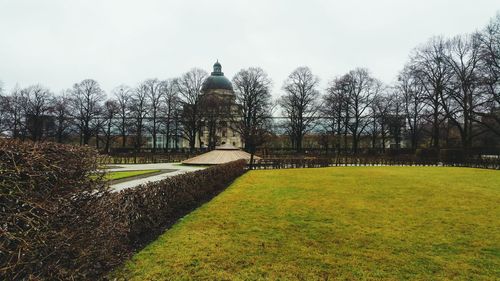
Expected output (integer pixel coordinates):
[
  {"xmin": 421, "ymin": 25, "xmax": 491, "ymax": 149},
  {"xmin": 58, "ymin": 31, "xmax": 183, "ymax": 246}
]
[{"xmin": 196, "ymin": 61, "xmax": 242, "ymax": 148}]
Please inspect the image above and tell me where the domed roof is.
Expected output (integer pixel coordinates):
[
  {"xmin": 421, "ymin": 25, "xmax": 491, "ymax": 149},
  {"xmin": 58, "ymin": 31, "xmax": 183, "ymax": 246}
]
[{"xmin": 201, "ymin": 60, "xmax": 233, "ymax": 92}]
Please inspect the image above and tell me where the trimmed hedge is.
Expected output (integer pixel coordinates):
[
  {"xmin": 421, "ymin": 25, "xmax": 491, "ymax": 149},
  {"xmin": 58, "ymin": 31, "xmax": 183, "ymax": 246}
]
[
  {"xmin": 102, "ymin": 158, "xmax": 247, "ymax": 249},
  {"xmin": 0, "ymin": 139, "xmax": 246, "ymax": 280},
  {"xmin": 0, "ymin": 140, "xmax": 108, "ymax": 280}
]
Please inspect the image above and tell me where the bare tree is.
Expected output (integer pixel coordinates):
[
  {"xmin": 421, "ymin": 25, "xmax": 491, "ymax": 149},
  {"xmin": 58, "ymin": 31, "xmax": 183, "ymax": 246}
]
[
  {"xmin": 70, "ymin": 79, "xmax": 106, "ymax": 145},
  {"xmin": 113, "ymin": 85, "xmax": 133, "ymax": 147},
  {"xmin": 160, "ymin": 79, "xmax": 180, "ymax": 151},
  {"xmin": 1, "ymin": 86, "xmax": 25, "ymax": 139},
  {"xmin": 323, "ymin": 75, "xmax": 357, "ymax": 154},
  {"xmin": 322, "ymin": 78, "xmax": 345, "ymax": 154},
  {"xmin": 344, "ymin": 68, "xmax": 379, "ymax": 154},
  {"xmin": 143, "ymin": 78, "xmax": 164, "ymax": 153},
  {"xmin": 368, "ymin": 93, "xmax": 391, "ymax": 152},
  {"xmin": 279, "ymin": 66, "xmax": 320, "ymax": 152},
  {"xmin": 411, "ymin": 37, "xmax": 452, "ymax": 148},
  {"xmin": 159, "ymin": 79, "xmax": 180, "ymax": 151},
  {"xmin": 476, "ymin": 13, "xmax": 500, "ymax": 136},
  {"xmin": 176, "ymin": 68, "xmax": 208, "ymax": 151},
  {"xmin": 130, "ymin": 83, "xmax": 149, "ymax": 153},
  {"xmin": 232, "ymin": 67, "xmax": 274, "ymax": 160},
  {"xmin": 397, "ymin": 66, "xmax": 426, "ymax": 151},
  {"xmin": 441, "ymin": 33, "xmax": 488, "ymax": 148},
  {"xmin": 21, "ymin": 84, "xmax": 54, "ymax": 141},
  {"xmin": 386, "ymin": 92, "xmax": 405, "ymax": 149},
  {"xmin": 52, "ymin": 91, "xmax": 72, "ymax": 143},
  {"xmin": 101, "ymin": 99, "xmax": 119, "ymax": 153}
]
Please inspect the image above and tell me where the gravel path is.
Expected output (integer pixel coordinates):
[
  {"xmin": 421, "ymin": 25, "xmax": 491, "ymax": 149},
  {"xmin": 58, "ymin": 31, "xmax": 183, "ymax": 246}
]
[{"xmin": 108, "ymin": 163, "xmax": 206, "ymax": 192}]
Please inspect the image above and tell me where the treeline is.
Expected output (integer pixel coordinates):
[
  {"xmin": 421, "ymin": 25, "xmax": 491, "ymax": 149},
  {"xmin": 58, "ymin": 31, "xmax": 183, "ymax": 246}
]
[
  {"xmin": 0, "ymin": 68, "xmax": 274, "ymax": 155},
  {"xmin": 0, "ymin": 14, "xmax": 498, "ymax": 154},
  {"xmin": 281, "ymin": 13, "xmax": 500, "ymax": 153}
]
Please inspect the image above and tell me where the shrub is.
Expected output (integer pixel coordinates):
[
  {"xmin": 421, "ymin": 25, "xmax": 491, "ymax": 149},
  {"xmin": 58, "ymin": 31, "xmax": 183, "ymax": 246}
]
[
  {"xmin": 0, "ymin": 139, "xmax": 246, "ymax": 280},
  {"xmin": 0, "ymin": 139, "xmax": 107, "ymax": 280}
]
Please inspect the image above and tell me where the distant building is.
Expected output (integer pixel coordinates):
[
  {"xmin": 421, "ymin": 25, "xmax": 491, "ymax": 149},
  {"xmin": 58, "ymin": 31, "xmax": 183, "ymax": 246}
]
[
  {"xmin": 149, "ymin": 61, "xmax": 242, "ymax": 150},
  {"xmin": 198, "ymin": 61, "xmax": 242, "ymax": 148}
]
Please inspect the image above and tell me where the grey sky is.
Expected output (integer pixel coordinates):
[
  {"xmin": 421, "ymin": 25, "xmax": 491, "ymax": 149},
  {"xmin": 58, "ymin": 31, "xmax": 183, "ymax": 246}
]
[{"xmin": 0, "ymin": 0, "xmax": 498, "ymax": 97}]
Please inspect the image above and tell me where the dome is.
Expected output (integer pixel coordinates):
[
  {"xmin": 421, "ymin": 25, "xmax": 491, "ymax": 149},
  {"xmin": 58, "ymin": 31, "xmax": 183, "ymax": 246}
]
[
  {"xmin": 202, "ymin": 75, "xmax": 233, "ymax": 91},
  {"xmin": 201, "ymin": 60, "xmax": 233, "ymax": 92}
]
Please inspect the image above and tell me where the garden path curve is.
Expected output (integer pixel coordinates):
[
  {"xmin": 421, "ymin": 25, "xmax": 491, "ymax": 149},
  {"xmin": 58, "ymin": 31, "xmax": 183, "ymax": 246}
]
[{"xmin": 108, "ymin": 163, "xmax": 206, "ymax": 192}]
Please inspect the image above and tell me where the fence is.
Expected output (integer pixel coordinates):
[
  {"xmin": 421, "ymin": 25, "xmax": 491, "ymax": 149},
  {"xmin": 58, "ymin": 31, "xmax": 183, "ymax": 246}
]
[
  {"xmin": 99, "ymin": 152, "xmax": 198, "ymax": 164},
  {"xmin": 98, "ymin": 151, "xmax": 500, "ymax": 170},
  {"xmin": 250, "ymin": 156, "xmax": 500, "ymax": 170}
]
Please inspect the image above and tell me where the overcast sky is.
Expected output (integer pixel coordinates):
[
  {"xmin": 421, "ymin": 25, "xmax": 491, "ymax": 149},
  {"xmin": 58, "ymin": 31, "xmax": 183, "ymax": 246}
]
[{"xmin": 0, "ymin": 0, "xmax": 498, "ymax": 98}]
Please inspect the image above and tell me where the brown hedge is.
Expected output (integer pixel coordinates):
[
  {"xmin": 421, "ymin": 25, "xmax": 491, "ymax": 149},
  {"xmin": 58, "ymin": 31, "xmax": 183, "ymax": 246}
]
[{"xmin": 0, "ymin": 139, "xmax": 246, "ymax": 280}]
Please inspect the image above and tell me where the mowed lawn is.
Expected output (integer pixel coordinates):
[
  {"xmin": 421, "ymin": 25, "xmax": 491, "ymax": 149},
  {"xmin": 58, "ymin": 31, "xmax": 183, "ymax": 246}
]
[
  {"xmin": 113, "ymin": 167, "xmax": 500, "ymax": 280},
  {"xmin": 105, "ymin": 169, "xmax": 160, "ymax": 181}
]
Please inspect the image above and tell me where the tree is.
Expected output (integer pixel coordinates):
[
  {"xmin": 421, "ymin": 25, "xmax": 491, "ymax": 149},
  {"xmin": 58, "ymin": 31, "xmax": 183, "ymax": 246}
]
[
  {"xmin": 52, "ymin": 91, "xmax": 72, "ymax": 143},
  {"xmin": 232, "ymin": 67, "xmax": 274, "ymax": 161},
  {"xmin": 130, "ymin": 83, "xmax": 149, "ymax": 153},
  {"xmin": 176, "ymin": 68, "xmax": 208, "ymax": 150},
  {"xmin": 441, "ymin": 33, "xmax": 486, "ymax": 148},
  {"xmin": 410, "ymin": 37, "xmax": 452, "ymax": 148},
  {"xmin": 21, "ymin": 84, "xmax": 54, "ymax": 141},
  {"xmin": 476, "ymin": 13, "xmax": 500, "ymax": 136},
  {"xmin": 1, "ymin": 86, "xmax": 25, "ymax": 139},
  {"xmin": 113, "ymin": 85, "xmax": 133, "ymax": 147},
  {"xmin": 144, "ymin": 78, "xmax": 164, "ymax": 153},
  {"xmin": 344, "ymin": 68, "xmax": 379, "ymax": 154},
  {"xmin": 279, "ymin": 66, "xmax": 320, "ymax": 152},
  {"xmin": 160, "ymin": 79, "xmax": 180, "ymax": 151},
  {"xmin": 70, "ymin": 79, "xmax": 106, "ymax": 145},
  {"xmin": 387, "ymin": 92, "xmax": 405, "ymax": 149},
  {"xmin": 397, "ymin": 66, "xmax": 426, "ymax": 151},
  {"xmin": 102, "ymin": 99, "xmax": 119, "ymax": 153},
  {"xmin": 368, "ymin": 93, "xmax": 391, "ymax": 152},
  {"xmin": 323, "ymin": 77, "xmax": 346, "ymax": 154}
]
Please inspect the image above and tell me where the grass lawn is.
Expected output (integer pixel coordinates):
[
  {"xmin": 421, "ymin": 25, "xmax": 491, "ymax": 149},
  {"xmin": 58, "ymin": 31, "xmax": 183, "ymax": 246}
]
[
  {"xmin": 105, "ymin": 169, "xmax": 161, "ymax": 181},
  {"xmin": 112, "ymin": 167, "xmax": 500, "ymax": 280}
]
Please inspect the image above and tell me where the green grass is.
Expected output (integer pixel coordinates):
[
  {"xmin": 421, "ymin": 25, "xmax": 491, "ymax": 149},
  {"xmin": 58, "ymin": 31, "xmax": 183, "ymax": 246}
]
[
  {"xmin": 105, "ymin": 170, "xmax": 161, "ymax": 181},
  {"xmin": 112, "ymin": 167, "xmax": 500, "ymax": 280}
]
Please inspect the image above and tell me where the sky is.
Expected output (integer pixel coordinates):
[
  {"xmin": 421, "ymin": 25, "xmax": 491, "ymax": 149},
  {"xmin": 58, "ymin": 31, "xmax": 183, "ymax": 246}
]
[{"xmin": 0, "ymin": 0, "xmax": 498, "ymax": 98}]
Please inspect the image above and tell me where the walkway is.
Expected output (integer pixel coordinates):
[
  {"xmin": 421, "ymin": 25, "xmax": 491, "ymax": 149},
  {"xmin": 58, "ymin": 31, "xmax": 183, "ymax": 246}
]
[{"xmin": 108, "ymin": 163, "xmax": 206, "ymax": 192}]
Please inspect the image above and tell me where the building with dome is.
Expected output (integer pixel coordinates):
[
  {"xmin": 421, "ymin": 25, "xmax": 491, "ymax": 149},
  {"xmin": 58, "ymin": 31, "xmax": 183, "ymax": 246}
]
[
  {"xmin": 197, "ymin": 61, "xmax": 242, "ymax": 149},
  {"xmin": 146, "ymin": 60, "xmax": 242, "ymax": 151},
  {"xmin": 201, "ymin": 61, "xmax": 234, "ymax": 94}
]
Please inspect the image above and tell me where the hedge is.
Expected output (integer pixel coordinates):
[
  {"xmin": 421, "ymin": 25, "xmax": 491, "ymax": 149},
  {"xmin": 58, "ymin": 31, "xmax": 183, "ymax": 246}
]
[{"xmin": 0, "ymin": 139, "xmax": 246, "ymax": 280}]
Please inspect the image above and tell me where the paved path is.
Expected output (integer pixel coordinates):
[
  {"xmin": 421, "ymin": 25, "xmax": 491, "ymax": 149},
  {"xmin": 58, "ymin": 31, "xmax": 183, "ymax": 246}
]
[{"xmin": 108, "ymin": 163, "xmax": 206, "ymax": 192}]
